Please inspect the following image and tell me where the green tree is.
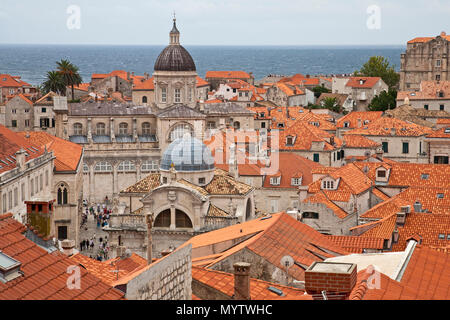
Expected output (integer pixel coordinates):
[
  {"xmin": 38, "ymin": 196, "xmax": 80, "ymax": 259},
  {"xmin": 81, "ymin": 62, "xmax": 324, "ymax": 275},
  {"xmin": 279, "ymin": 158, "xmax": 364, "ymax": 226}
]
[
  {"xmin": 355, "ymin": 56, "xmax": 400, "ymax": 89},
  {"xmin": 312, "ymin": 86, "xmax": 331, "ymax": 98},
  {"xmin": 56, "ymin": 59, "xmax": 82, "ymax": 100},
  {"xmin": 41, "ymin": 71, "xmax": 66, "ymax": 95},
  {"xmin": 322, "ymin": 97, "xmax": 341, "ymax": 113},
  {"xmin": 368, "ymin": 89, "xmax": 397, "ymax": 111}
]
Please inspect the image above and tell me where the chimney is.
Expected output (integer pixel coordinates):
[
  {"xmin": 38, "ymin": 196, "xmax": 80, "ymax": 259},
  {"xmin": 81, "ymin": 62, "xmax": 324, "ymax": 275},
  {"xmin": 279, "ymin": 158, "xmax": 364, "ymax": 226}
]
[
  {"xmin": 116, "ymin": 246, "xmax": 127, "ymax": 258},
  {"xmin": 396, "ymin": 212, "xmax": 406, "ymax": 226},
  {"xmin": 233, "ymin": 262, "xmax": 251, "ymax": 300},
  {"xmin": 413, "ymin": 201, "xmax": 422, "ymax": 213},
  {"xmin": 305, "ymin": 262, "xmax": 357, "ymax": 300},
  {"xmin": 61, "ymin": 239, "xmax": 75, "ymax": 256},
  {"xmin": 145, "ymin": 212, "xmax": 153, "ymax": 265},
  {"xmin": 390, "ymin": 128, "xmax": 396, "ymax": 136},
  {"xmin": 15, "ymin": 148, "xmax": 27, "ymax": 171},
  {"xmin": 393, "ymin": 227, "xmax": 399, "ymax": 243}
]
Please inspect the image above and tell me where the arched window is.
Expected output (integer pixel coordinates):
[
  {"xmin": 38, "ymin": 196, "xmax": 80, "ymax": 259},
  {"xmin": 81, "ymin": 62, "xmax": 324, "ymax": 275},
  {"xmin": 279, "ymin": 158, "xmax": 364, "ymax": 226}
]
[
  {"xmin": 154, "ymin": 209, "xmax": 170, "ymax": 227},
  {"xmin": 142, "ymin": 122, "xmax": 151, "ymax": 135},
  {"xmin": 57, "ymin": 184, "xmax": 68, "ymax": 205},
  {"xmin": 96, "ymin": 122, "xmax": 106, "ymax": 135},
  {"xmin": 118, "ymin": 122, "xmax": 128, "ymax": 135},
  {"xmin": 169, "ymin": 123, "xmax": 193, "ymax": 141},
  {"xmin": 118, "ymin": 160, "xmax": 136, "ymax": 172},
  {"xmin": 142, "ymin": 96, "xmax": 148, "ymax": 103},
  {"xmin": 233, "ymin": 121, "xmax": 240, "ymax": 130},
  {"xmin": 94, "ymin": 161, "xmax": 112, "ymax": 172},
  {"xmin": 73, "ymin": 123, "xmax": 83, "ymax": 135},
  {"xmin": 175, "ymin": 210, "xmax": 193, "ymax": 228},
  {"xmin": 141, "ymin": 160, "xmax": 158, "ymax": 172}
]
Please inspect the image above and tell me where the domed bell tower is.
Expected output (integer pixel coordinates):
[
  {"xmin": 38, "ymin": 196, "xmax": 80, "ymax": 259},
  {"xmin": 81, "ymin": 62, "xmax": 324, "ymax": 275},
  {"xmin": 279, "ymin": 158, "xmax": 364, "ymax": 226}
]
[{"xmin": 153, "ymin": 16, "xmax": 198, "ymax": 109}]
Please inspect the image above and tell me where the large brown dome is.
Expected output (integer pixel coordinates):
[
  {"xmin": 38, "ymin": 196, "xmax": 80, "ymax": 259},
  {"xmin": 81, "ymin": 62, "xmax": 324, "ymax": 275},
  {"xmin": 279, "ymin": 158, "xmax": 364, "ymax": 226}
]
[{"xmin": 154, "ymin": 44, "xmax": 196, "ymax": 72}]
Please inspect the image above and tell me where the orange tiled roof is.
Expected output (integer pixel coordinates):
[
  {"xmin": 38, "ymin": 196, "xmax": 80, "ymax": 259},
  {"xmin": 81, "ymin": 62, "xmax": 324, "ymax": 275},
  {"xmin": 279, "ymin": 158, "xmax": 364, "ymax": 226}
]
[
  {"xmin": 72, "ymin": 83, "xmax": 90, "ymax": 92},
  {"xmin": 18, "ymin": 131, "xmax": 83, "ymax": 172},
  {"xmin": 205, "ymin": 71, "xmax": 251, "ymax": 79},
  {"xmin": 427, "ymin": 126, "xmax": 450, "ymax": 138},
  {"xmin": 326, "ymin": 235, "xmax": 385, "ymax": 253},
  {"xmin": 345, "ymin": 77, "xmax": 381, "ymax": 89},
  {"xmin": 132, "ymin": 77, "xmax": 154, "ymax": 91},
  {"xmin": 184, "ymin": 213, "xmax": 348, "ymax": 281},
  {"xmin": 70, "ymin": 253, "xmax": 147, "ymax": 286},
  {"xmin": 0, "ymin": 74, "xmax": 32, "ymax": 88},
  {"xmin": 0, "ymin": 214, "xmax": 125, "ymax": 300},
  {"xmin": 343, "ymin": 135, "xmax": 380, "ymax": 148},
  {"xmin": 303, "ymin": 192, "xmax": 348, "ymax": 219},
  {"xmin": 336, "ymin": 111, "xmax": 383, "ymax": 129},
  {"xmin": 0, "ymin": 125, "xmax": 44, "ymax": 174},
  {"xmin": 408, "ymin": 33, "xmax": 450, "ymax": 44},
  {"xmin": 437, "ymin": 118, "xmax": 450, "ymax": 125},
  {"xmin": 192, "ymin": 266, "xmax": 311, "ymax": 300},
  {"xmin": 91, "ymin": 70, "xmax": 144, "ymax": 83},
  {"xmin": 121, "ymin": 173, "xmax": 161, "ymax": 193},
  {"xmin": 345, "ymin": 117, "xmax": 433, "ymax": 137}
]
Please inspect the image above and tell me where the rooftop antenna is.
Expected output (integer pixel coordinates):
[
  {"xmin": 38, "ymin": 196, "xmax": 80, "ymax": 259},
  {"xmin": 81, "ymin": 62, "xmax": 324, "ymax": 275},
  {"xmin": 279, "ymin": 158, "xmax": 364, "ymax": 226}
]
[{"xmin": 280, "ymin": 255, "xmax": 294, "ymax": 286}]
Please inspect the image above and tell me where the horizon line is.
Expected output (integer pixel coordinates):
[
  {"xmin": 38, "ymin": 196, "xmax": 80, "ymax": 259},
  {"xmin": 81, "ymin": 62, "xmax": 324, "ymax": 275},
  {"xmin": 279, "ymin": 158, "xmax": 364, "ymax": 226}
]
[{"xmin": 0, "ymin": 42, "xmax": 406, "ymax": 47}]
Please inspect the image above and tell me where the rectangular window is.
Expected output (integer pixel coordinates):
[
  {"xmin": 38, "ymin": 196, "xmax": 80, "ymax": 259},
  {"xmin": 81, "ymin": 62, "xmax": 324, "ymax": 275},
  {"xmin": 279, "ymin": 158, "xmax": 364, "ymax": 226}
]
[
  {"xmin": 424, "ymin": 105, "xmax": 429, "ymax": 110},
  {"xmin": 402, "ymin": 142, "xmax": 409, "ymax": 154},
  {"xmin": 436, "ymin": 75, "xmax": 441, "ymax": 81},
  {"xmin": 24, "ymin": 119, "xmax": 30, "ymax": 127},
  {"xmin": 40, "ymin": 174, "xmax": 43, "ymax": 191},
  {"xmin": 174, "ymin": 88, "xmax": 181, "ymax": 103},
  {"xmin": 41, "ymin": 107, "xmax": 47, "ymax": 113},
  {"xmin": 35, "ymin": 178, "xmax": 38, "ymax": 194},
  {"xmin": 261, "ymin": 122, "xmax": 266, "ymax": 129},
  {"xmin": 313, "ymin": 153, "xmax": 319, "ymax": 163},
  {"xmin": 303, "ymin": 212, "xmax": 319, "ymax": 219},
  {"xmin": 336, "ymin": 151, "xmax": 341, "ymax": 161},
  {"xmin": 2, "ymin": 194, "xmax": 6, "ymax": 213},
  {"xmin": 161, "ymin": 88, "xmax": 167, "ymax": 103},
  {"xmin": 291, "ymin": 178, "xmax": 301, "ymax": 186},
  {"xmin": 8, "ymin": 191, "xmax": 12, "ymax": 210},
  {"xmin": 45, "ymin": 171, "xmax": 49, "ymax": 186},
  {"xmin": 436, "ymin": 60, "xmax": 441, "ymax": 67},
  {"xmin": 270, "ymin": 200, "xmax": 278, "ymax": 213},
  {"xmin": 11, "ymin": 120, "xmax": 17, "ymax": 127},
  {"xmin": 382, "ymin": 142, "xmax": 388, "ymax": 153},
  {"xmin": 440, "ymin": 105, "xmax": 444, "ymax": 111},
  {"xmin": 14, "ymin": 188, "xmax": 18, "ymax": 207},
  {"xmin": 21, "ymin": 183, "xmax": 25, "ymax": 202}
]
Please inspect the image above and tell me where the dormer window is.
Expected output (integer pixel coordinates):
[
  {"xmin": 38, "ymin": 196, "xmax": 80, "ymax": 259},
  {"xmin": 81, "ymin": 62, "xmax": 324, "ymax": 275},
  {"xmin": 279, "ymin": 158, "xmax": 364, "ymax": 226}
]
[
  {"xmin": 377, "ymin": 170, "xmax": 386, "ymax": 178},
  {"xmin": 270, "ymin": 177, "xmax": 281, "ymax": 186},
  {"xmin": 277, "ymin": 123, "xmax": 285, "ymax": 128},
  {"xmin": 286, "ymin": 136, "xmax": 295, "ymax": 146},
  {"xmin": 291, "ymin": 178, "xmax": 302, "ymax": 186},
  {"xmin": 343, "ymin": 122, "xmax": 350, "ymax": 128},
  {"xmin": 322, "ymin": 180, "xmax": 334, "ymax": 190}
]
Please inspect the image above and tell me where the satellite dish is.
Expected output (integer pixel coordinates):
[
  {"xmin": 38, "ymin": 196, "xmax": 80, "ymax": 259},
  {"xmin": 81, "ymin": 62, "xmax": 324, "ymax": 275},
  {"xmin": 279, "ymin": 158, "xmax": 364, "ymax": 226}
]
[{"xmin": 280, "ymin": 255, "xmax": 294, "ymax": 269}]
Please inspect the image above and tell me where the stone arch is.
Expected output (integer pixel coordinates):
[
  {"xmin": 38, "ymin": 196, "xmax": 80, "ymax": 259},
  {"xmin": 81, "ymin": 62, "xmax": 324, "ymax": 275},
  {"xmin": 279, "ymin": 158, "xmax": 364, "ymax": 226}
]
[{"xmin": 167, "ymin": 122, "xmax": 194, "ymax": 142}]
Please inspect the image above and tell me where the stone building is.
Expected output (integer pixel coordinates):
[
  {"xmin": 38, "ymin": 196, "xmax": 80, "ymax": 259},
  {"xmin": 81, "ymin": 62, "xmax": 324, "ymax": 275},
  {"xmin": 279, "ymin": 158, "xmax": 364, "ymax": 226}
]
[
  {"xmin": 0, "ymin": 125, "xmax": 54, "ymax": 224},
  {"xmin": 397, "ymin": 80, "xmax": 450, "ymax": 111},
  {"xmin": 4, "ymin": 94, "xmax": 34, "ymax": 132},
  {"xmin": 105, "ymin": 135, "xmax": 255, "ymax": 259},
  {"xmin": 400, "ymin": 32, "xmax": 450, "ymax": 91},
  {"xmin": 0, "ymin": 74, "xmax": 38, "ymax": 104}
]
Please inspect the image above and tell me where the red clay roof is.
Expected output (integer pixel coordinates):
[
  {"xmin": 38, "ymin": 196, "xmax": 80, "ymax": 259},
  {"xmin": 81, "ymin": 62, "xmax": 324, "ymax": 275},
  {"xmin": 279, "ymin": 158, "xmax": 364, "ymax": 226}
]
[
  {"xmin": 0, "ymin": 213, "xmax": 125, "ymax": 300},
  {"xmin": 132, "ymin": 77, "xmax": 155, "ymax": 90},
  {"xmin": 343, "ymin": 135, "xmax": 380, "ymax": 148},
  {"xmin": 18, "ymin": 131, "xmax": 83, "ymax": 172},
  {"xmin": 206, "ymin": 71, "xmax": 251, "ymax": 79},
  {"xmin": 326, "ymin": 235, "xmax": 385, "ymax": 253},
  {"xmin": 345, "ymin": 117, "xmax": 433, "ymax": 137},
  {"xmin": 0, "ymin": 74, "xmax": 32, "ymax": 88},
  {"xmin": 192, "ymin": 266, "xmax": 311, "ymax": 300},
  {"xmin": 0, "ymin": 125, "xmax": 44, "ymax": 174},
  {"xmin": 336, "ymin": 111, "xmax": 383, "ymax": 129},
  {"xmin": 345, "ymin": 77, "xmax": 381, "ymax": 89}
]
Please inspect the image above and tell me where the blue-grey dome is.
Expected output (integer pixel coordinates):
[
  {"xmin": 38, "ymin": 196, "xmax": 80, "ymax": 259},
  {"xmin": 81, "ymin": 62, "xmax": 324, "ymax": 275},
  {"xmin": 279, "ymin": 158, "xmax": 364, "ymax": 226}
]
[{"xmin": 160, "ymin": 134, "xmax": 215, "ymax": 171}]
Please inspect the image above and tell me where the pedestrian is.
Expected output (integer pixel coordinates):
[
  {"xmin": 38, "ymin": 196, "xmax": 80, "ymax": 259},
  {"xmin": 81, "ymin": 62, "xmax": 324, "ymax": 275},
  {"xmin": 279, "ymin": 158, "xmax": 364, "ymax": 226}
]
[
  {"xmin": 99, "ymin": 237, "xmax": 103, "ymax": 243},
  {"xmin": 90, "ymin": 240, "xmax": 94, "ymax": 251},
  {"xmin": 80, "ymin": 241, "xmax": 83, "ymax": 251}
]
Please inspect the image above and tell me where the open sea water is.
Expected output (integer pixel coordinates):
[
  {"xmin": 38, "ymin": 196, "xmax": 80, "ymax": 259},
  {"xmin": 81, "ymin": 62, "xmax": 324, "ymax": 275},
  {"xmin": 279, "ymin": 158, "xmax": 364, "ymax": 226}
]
[{"xmin": 0, "ymin": 44, "xmax": 404, "ymax": 86}]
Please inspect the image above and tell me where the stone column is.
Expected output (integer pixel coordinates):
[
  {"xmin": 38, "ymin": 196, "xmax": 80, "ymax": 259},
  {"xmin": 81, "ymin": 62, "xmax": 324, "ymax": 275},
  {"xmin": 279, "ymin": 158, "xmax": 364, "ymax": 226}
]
[
  {"xmin": 113, "ymin": 162, "xmax": 118, "ymax": 195},
  {"xmin": 87, "ymin": 118, "xmax": 93, "ymax": 143},
  {"xmin": 170, "ymin": 206, "xmax": 176, "ymax": 230},
  {"xmin": 145, "ymin": 208, "xmax": 154, "ymax": 264},
  {"xmin": 89, "ymin": 163, "xmax": 95, "ymax": 203},
  {"xmin": 110, "ymin": 118, "xmax": 115, "ymax": 142}
]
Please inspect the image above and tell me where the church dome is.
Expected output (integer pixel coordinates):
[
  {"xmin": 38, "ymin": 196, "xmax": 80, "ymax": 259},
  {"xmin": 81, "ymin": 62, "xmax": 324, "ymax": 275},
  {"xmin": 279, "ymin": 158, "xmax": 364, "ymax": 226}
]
[
  {"xmin": 160, "ymin": 134, "xmax": 215, "ymax": 172},
  {"xmin": 154, "ymin": 18, "xmax": 196, "ymax": 72}
]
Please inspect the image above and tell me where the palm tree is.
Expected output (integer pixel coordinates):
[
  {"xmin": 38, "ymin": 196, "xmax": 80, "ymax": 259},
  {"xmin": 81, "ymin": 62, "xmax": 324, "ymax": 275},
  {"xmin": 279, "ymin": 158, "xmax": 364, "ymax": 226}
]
[
  {"xmin": 56, "ymin": 59, "xmax": 82, "ymax": 101},
  {"xmin": 42, "ymin": 71, "xmax": 66, "ymax": 95}
]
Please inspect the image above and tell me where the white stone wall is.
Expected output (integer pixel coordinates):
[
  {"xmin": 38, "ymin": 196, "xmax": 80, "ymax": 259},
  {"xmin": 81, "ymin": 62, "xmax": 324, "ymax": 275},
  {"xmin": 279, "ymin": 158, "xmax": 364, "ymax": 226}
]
[{"xmin": 124, "ymin": 244, "xmax": 192, "ymax": 300}]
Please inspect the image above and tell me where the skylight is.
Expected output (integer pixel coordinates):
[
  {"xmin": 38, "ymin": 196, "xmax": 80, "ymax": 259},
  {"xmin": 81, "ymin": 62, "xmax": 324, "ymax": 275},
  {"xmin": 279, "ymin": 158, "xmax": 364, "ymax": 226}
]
[
  {"xmin": 267, "ymin": 286, "xmax": 284, "ymax": 296},
  {"xmin": 421, "ymin": 173, "xmax": 429, "ymax": 180},
  {"xmin": 438, "ymin": 234, "xmax": 445, "ymax": 240},
  {"xmin": 437, "ymin": 193, "xmax": 444, "ymax": 199}
]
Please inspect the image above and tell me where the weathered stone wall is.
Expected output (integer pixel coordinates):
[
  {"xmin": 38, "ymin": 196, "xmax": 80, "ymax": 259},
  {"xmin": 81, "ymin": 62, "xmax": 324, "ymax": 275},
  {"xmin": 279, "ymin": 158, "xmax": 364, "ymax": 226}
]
[{"xmin": 123, "ymin": 244, "xmax": 192, "ymax": 300}]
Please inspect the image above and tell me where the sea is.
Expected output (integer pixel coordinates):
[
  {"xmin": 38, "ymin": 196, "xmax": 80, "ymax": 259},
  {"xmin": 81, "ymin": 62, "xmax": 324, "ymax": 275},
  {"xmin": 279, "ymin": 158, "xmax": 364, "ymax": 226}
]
[{"xmin": 0, "ymin": 44, "xmax": 404, "ymax": 86}]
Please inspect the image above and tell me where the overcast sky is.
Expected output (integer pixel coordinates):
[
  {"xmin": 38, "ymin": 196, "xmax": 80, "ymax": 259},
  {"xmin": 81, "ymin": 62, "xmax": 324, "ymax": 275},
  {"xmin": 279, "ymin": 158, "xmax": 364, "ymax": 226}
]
[{"xmin": 0, "ymin": 0, "xmax": 449, "ymax": 46}]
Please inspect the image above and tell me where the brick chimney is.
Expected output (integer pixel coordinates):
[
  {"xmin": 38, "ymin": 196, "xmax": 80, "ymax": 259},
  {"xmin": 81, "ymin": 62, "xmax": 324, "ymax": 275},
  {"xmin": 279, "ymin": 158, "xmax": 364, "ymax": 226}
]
[
  {"xmin": 305, "ymin": 262, "xmax": 357, "ymax": 300},
  {"xmin": 61, "ymin": 239, "xmax": 75, "ymax": 256},
  {"xmin": 233, "ymin": 262, "xmax": 251, "ymax": 300}
]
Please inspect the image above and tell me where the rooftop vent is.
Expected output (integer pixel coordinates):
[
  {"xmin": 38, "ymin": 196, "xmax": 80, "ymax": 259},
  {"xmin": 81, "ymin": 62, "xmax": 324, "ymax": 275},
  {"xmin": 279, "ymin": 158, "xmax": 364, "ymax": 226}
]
[
  {"xmin": 0, "ymin": 251, "xmax": 22, "ymax": 283},
  {"xmin": 421, "ymin": 173, "xmax": 429, "ymax": 180}
]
